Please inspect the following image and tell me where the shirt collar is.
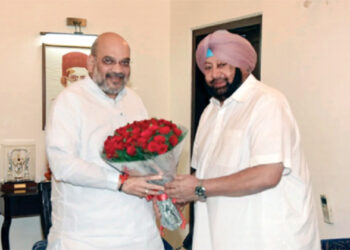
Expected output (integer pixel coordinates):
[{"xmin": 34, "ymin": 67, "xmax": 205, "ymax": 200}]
[{"xmin": 210, "ymin": 74, "xmax": 257, "ymax": 107}]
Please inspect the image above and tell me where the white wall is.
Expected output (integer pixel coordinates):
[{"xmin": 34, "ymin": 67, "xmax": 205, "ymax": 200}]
[
  {"xmin": 0, "ymin": 0, "xmax": 171, "ymax": 249},
  {"xmin": 170, "ymin": 0, "xmax": 350, "ymax": 241},
  {"xmin": 261, "ymin": 0, "xmax": 350, "ymax": 239}
]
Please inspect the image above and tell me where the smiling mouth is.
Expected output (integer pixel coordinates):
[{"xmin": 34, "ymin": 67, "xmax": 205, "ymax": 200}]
[
  {"xmin": 106, "ymin": 72, "xmax": 125, "ymax": 80},
  {"xmin": 106, "ymin": 74, "xmax": 125, "ymax": 86}
]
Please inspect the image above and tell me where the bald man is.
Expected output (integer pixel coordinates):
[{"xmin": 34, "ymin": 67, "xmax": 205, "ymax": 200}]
[
  {"xmin": 165, "ymin": 30, "xmax": 320, "ymax": 250},
  {"xmin": 46, "ymin": 32, "xmax": 165, "ymax": 250}
]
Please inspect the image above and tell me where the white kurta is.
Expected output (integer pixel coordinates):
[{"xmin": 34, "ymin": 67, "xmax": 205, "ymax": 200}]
[
  {"xmin": 191, "ymin": 75, "xmax": 320, "ymax": 250},
  {"xmin": 46, "ymin": 77, "xmax": 164, "ymax": 250}
]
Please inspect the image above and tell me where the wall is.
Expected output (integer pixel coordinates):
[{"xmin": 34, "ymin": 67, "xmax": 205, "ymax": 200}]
[
  {"xmin": 0, "ymin": 0, "xmax": 170, "ymax": 249},
  {"xmin": 261, "ymin": 0, "xmax": 350, "ymax": 239},
  {"xmin": 170, "ymin": 0, "xmax": 350, "ymax": 241}
]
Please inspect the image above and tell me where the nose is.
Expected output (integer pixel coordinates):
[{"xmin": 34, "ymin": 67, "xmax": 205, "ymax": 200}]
[
  {"xmin": 111, "ymin": 63, "xmax": 123, "ymax": 73},
  {"xmin": 211, "ymin": 66, "xmax": 221, "ymax": 79}
]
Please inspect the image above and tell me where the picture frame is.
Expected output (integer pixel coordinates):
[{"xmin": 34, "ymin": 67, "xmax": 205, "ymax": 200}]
[
  {"xmin": 0, "ymin": 142, "xmax": 36, "ymax": 183},
  {"xmin": 42, "ymin": 43, "xmax": 91, "ymax": 130}
]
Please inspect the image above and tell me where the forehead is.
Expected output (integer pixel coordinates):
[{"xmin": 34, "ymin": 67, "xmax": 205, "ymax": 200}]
[
  {"xmin": 68, "ymin": 67, "xmax": 88, "ymax": 76},
  {"xmin": 205, "ymin": 55, "xmax": 224, "ymax": 64},
  {"xmin": 96, "ymin": 38, "xmax": 130, "ymax": 59}
]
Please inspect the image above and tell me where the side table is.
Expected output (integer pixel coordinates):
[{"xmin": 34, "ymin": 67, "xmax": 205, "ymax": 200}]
[{"xmin": 0, "ymin": 188, "xmax": 41, "ymax": 250}]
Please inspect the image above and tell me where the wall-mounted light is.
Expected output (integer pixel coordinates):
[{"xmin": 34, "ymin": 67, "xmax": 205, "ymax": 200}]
[
  {"xmin": 40, "ymin": 17, "xmax": 97, "ymax": 46},
  {"xmin": 66, "ymin": 17, "xmax": 86, "ymax": 34}
]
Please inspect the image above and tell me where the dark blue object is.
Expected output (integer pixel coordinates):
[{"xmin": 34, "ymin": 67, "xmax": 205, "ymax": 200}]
[
  {"xmin": 321, "ymin": 238, "xmax": 350, "ymax": 250},
  {"xmin": 162, "ymin": 238, "xmax": 173, "ymax": 250}
]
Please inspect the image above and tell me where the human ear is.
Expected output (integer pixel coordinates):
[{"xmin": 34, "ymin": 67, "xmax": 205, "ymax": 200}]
[
  {"xmin": 60, "ymin": 76, "xmax": 67, "ymax": 87},
  {"xmin": 87, "ymin": 55, "xmax": 95, "ymax": 73}
]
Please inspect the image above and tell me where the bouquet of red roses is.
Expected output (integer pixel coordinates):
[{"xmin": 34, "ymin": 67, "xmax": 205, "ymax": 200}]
[{"xmin": 102, "ymin": 118, "xmax": 187, "ymax": 230}]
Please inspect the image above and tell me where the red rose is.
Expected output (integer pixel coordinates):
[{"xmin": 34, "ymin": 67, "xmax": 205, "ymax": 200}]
[
  {"xmin": 126, "ymin": 146, "xmax": 136, "ymax": 156},
  {"xmin": 126, "ymin": 137, "xmax": 136, "ymax": 144},
  {"xmin": 131, "ymin": 127, "xmax": 141, "ymax": 135},
  {"xmin": 140, "ymin": 120, "xmax": 150, "ymax": 129},
  {"xmin": 116, "ymin": 127, "xmax": 128, "ymax": 136},
  {"xmin": 104, "ymin": 139, "xmax": 116, "ymax": 155},
  {"xmin": 137, "ymin": 137, "xmax": 148, "ymax": 144},
  {"xmin": 141, "ymin": 129, "xmax": 153, "ymax": 138},
  {"xmin": 159, "ymin": 119, "xmax": 172, "ymax": 127},
  {"xmin": 149, "ymin": 124, "xmax": 159, "ymax": 131},
  {"xmin": 150, "ymin": 118, "xmax": 159, "ymax": 126},
  {"xmin": 159, "ymin": 126, "xmax": 171, "ymax": 135},
  {"xmin": 157, "ymin": 144, "xmax": 168, "ymax": 155},
  {"xmin": 114, "ymin": 135, "xmax": 124, "ymax": 142},
  {"xmin": 169, "ymin": 135, "xmax": 178, "ymax": 146},
  {"xmin": 153, "ymin": 135, "xmax": 166, "ymax": 144},
  {"xmin": 173, "ymin": 127, "xmax": 182, "ymax": 136},
  {"xmin": 115, "ymin": 142, "xmax": 125, "ymax": 150},
  {"xmin": 137, "ymin": 137, "xmax": 148, "ymax": 149},
  {"xmin": 147, "ymin": 141, "xmax": 160, "ymax": 153}
]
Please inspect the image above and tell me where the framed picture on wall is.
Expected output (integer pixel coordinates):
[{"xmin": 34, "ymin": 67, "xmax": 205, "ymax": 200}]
[
  {"xmin": 0, "ymin": 142, "xmax": 36, "ymax": 183},
  {"xmin": 42, "ymin": 44, "xmax": 91, "ymax": 130}
]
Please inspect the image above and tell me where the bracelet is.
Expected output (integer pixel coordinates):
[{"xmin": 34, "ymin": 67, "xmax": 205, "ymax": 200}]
[{"xmin": 118, "ymin": 173, "xmax": 129, "ymax": 192}]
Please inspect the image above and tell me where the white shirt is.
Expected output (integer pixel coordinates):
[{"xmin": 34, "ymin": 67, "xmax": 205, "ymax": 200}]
[
  {"xmin": 191, "ymin": 75, "xmax": 320, "ymax": 250},
  {"xmin": 46, "ymin": 77, "xmax": 164, "ymax": 250}
]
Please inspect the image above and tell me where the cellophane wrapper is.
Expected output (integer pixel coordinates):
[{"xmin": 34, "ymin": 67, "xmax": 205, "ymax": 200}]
[{"xmin": 102, "ymin": 127, "xmax": 187, "ymax": 231}]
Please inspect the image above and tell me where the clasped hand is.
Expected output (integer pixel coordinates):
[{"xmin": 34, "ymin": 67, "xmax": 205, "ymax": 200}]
[
  {"xmin": 165, "ymin": 174, "xmax": 199, "ymax": 203},
  {"xmin": 122, "ymin": 175, "xmax": 164, "ymax": 198}
]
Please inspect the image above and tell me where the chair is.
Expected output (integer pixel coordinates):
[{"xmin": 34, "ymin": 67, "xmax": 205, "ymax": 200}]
[{"xmin": 32, "ymin": 182, "xmax": 173, "ymax": 250}]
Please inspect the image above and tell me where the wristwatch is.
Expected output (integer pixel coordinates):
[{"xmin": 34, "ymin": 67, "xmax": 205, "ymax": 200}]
[{"xmin": 195, "ymin": 180, "xmax": 207, "ymax": 202}]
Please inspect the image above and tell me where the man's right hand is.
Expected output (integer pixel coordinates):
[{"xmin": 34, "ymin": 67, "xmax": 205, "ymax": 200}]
[
  {"xmin": 121, "ymin": 175, "xmax": 164, "ymax": 199},
  {"xmin": 165, "ymin": 174, "xmax": 199, "ymax": 203}
]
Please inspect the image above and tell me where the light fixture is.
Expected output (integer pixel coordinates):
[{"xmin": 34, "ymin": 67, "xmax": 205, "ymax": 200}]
[
  {"xmin": 66, "ymin": 17, "xmax": 86, "ymax": 34},
  {"xmin": 40, "ymin": 17, "xmax": 97, "ymax": 46}
]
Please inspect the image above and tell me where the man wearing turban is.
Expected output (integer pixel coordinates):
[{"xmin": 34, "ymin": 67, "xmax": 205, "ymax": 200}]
[
  {"xmin": 60, "ymin": 52, "xmax": 89, "ymax": 87},
  {"xmin": 166, "ymin": 30, "xmax": 320, "ymax": 250}
]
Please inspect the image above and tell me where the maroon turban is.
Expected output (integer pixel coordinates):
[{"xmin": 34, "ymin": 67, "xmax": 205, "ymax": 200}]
[
  {"xmin": 196, "ymin": 30, "xmax": 257, "ymax": 74},
  {"xmin": 61, "ymin": 52, "xmax": 88, "ymax": 77}
]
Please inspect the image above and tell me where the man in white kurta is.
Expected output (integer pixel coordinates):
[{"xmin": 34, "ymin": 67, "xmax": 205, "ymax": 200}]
[
  {"xmin": 46, "ymin": 32, "xmax": 164, "ymax": 250},
  {"xmin": 192, "ymin": 74, "xmax": 319, "ymax": 249},
  {"xmin": 165, "ymin": 30, "xmax": 320, "ymax": 250}
]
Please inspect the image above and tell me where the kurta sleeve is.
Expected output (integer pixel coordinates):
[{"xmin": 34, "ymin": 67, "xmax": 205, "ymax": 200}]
[{"xmin": 46, "ymin": 92, "xmax": 119, "ymax": 191}]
